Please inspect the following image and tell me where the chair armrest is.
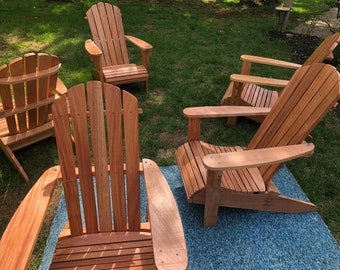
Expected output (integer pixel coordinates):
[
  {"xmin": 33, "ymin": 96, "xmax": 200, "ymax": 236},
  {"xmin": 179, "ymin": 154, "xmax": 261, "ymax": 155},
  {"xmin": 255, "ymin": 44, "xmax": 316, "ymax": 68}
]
[
  {"xmin": 183, "ymin": 106, "xmax": 271, "ymax": 119},
  {"xmin": 203, "ymin": 143, "xmax": 314, "ymax": 170},
  {"xmin": 85, "ymin": 39, "xmax": 102, "ymax": 56},
  {"xmin": 142, "ymin": 159, "xmax": 188, "ymax": 270},
  {"xmin": 125, "ymin": 35, "xmax": 153, "ymax": 67},
  {"xmin": 56, "ymin": 78, "xmax": 68, "ymax": 95},
  {"xmin": 240, "ymin": 55, "xmax": 302, "ymax": 69},
  {"xmin": 85, "ymin": 39, "xmax": 103, "ymax": 72},
  {"xmin": 0, "ymin": 166, "xmax": 61, "ymax": 270},
  {"xmin": 231, "ymin": 73, "xmax": 290, "ymax": 87},
  {"xmin": 125, "ymin": 35, "xmax": 153, "ymax": 51}
]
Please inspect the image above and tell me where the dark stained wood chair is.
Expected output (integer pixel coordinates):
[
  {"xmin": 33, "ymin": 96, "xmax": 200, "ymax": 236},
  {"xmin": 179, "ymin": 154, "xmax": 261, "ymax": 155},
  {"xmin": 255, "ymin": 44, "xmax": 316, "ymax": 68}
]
[
  {"xmin": 176, "ymin": 63, "xmax": 340, "ymax": 227},
  {"xmin": 0, "ymin": 81, "xmax": 187, "ymax": 269},
  {"xmin": 221, "ymin": 32, "xmax": 340, "ymax": 125},
  {"xmin": 85, "ymin": 2, "xmax": 153, "ymax": 91},
  {"xmin": 0, "ymin": 53, "xmax": 67, "ymax": 182}
]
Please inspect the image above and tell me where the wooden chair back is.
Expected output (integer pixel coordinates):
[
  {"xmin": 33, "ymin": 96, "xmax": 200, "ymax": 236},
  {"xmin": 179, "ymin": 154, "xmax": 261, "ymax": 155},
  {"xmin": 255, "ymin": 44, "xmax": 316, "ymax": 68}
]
[
  {"xmin": 86, "ymin": 2, "xmax": 129, "ymax": 67},
  {"xmin": 304, "ymin": 32, "xmax": 340, "ymax": 65},
  {"xmin": 248, "ymin": 63, "xmax": 340, "ymax": 182},
  {"xmin": 52, "ymin": 81, "xmax": 142, "ymax": 236},
  {"xmin": 0, "ymin": 53, "xmax": 60, "ymax": 137}
]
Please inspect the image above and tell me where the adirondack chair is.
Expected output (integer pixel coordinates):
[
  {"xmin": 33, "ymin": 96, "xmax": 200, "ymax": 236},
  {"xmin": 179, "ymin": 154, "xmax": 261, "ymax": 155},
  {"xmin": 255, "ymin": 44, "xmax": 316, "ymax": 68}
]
[
  {"xmin": 0, "ymin": 81, "xmax": 187, "ymax": 269},
  {"xmin": 221, "ymin": 32, "xmax": 340, "ymax": 125},
  {"xmin": 85, "ymin": 2, "xmax": 153, "ymax": 91},
  {"xmin": 176, "ymin": 63, "xmax": 340, "ymax": 227},
  {"xmin": 0, "ymin": 53, "xmax": 66, "ymax": 182}
]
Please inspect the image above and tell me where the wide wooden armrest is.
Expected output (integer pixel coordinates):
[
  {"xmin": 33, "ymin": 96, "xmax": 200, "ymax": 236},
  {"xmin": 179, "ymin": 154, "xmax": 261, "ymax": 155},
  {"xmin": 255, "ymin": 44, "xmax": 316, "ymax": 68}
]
[
  {"xmin": 0, "ymin": 166, "xmax": 61, "ymax": 270},
  {"xmin": 231, "ymin": 73, "xmax": 290, "ymax": 87},
  {"xmin": 56, "ymin": 77, "xmax": 68, "ymax": 95},
  {"xmin": 203, "ymin": 143, "xmax": 314, "ymax": 171},
  {"xmin": 240, "ymin": 55, "xmax": 301, "ymax": 69},
  {"xmin": 142, "ymin": 159, "xmax": 188, "ymax": 270},
  {"xmin": 85, "ymin": 39, "xmax": 103, "ymax": 57},
  {"xmin": 125, "ymin": 35, "xmax": 153, "ymax": 51},
  {"xmin": 183, "ymin": 106, "xmax": 271, "ymax": 119}
]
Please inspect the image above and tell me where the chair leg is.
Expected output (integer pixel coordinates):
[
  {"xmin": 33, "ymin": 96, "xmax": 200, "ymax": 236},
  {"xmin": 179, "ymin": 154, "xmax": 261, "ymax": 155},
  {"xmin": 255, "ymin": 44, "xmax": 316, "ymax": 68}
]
[
  {"xmin": 1, "ymin": 144, "xmax": 29, "ymax": 182},
  {"xmin": 145, "ymin": 79, "xmax": 148, "ymax": 92},
  {"xmin": 204, "ymin": 170, "xmax": 222, "ymax": 227}
]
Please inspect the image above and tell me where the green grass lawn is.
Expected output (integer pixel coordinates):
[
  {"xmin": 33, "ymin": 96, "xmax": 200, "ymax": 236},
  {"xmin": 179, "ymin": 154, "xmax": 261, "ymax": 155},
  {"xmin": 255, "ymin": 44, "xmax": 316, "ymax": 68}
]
[{"xmin": 0, "ymin": 0, "xmax": 339, "ymax": 268}]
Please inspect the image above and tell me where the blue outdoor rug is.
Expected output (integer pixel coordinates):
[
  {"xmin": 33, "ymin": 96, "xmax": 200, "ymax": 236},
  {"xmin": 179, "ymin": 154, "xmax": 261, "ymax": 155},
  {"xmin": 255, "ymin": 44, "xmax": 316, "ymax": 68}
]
[{"xmin": 40, "ymin": 165, "xmax": 340, "ymax": 270}]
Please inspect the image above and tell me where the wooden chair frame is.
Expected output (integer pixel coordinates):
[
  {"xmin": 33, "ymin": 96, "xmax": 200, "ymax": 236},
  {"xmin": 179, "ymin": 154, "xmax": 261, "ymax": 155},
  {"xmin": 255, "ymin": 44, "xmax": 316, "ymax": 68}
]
[
  {"xmin": 85, "ymin": 2, "xmax": 153, "ymax": 91},
  {"xmin": 221, "ymin": 32, "xmax": 340, "ymax": 125},
  {"xmin": 0, "ymin": 81, "xmax": 187, "ymax": 269},
  {"xmin": 176, "ymin": 63, "xmax": 340, "ymax": 227},
  {"xmin": 0, "ymin": 53, "xmax": 67, "ymax": 182}
]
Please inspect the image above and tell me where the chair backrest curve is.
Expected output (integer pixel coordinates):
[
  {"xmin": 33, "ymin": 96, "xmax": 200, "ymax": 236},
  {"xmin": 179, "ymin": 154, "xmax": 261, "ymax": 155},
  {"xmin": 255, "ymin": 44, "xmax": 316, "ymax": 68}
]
[
  {"xmin": 52, "ymin": 81, "xmax": 141, "ymax": 236},
  {"xmin": 248, "ymin": 63, "xmax": 340, "ymax": 182},
  {"xmin": 86, "ymin": 2, "xmax": 129, "ymax": 67}
]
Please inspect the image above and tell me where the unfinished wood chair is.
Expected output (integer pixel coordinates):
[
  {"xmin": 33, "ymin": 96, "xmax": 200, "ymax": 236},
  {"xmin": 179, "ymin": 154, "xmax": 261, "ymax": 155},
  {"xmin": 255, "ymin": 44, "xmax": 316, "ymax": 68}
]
[
  {"xmin": 176, "ymin": 63, "xmax": 340, "ymax": 227},
  {"xmin": 221, "ymin": 32, "xmax": 340, "ymax": 125},
  {"xmin": 0, "ymin": 53, "xmax": 67, "ymax": 182},
  {"xmin": 0, "ymin": 81, "xmax": 187, "ymax": 269},
  {"xmin": 85, "ymin": 2, "xmax": 153, "ymax": 91}
]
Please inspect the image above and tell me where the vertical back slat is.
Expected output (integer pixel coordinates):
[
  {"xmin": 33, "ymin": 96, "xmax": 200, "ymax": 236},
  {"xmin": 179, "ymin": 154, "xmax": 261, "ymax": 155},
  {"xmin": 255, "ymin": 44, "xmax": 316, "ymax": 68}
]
[
  {"xmin": 52, "ymin": 96, "xmax": 83, "ymax": 236},
  {"xmin": 46, "ymin": 55, "xmax": 60, "ymax": 116},
  {"xmin": 105, "ymin": 84, "xmax": 127, "ymax": 231},
  {"xmin": 36, "ymin": 53, "xmax": 50, "ymax": 126},
  {"xmin": 68, "ymin": 84, "xmax": 98, "ymax": 234},
  {"xmin": 9, "ymin": 58, "xmax": 26, "ymax": 133},
  {"xmin": 24, "ymin": 53, "xmax": 38, "ymax": 129},
  {"xmin": 112, "ymin": 5, "xmax": 129, "ymax": 64},
  {"xmin": 0, "ymin": 64, "xmax": 17, "ymax": 134},
  {"xmin": 123, "ymin": 90, "xmax": 141, "ymax": 231},
  {"xmin": 87, "ymin": 81, "xmax": 112, "ymax": 232}
]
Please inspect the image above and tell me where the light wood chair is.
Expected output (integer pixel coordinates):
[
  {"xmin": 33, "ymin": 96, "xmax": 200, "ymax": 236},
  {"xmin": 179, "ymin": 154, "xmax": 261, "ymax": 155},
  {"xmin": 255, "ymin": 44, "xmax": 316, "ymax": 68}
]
[
  {"xmin": 85, "ymin": 2, "xmax": 153, "ymax": 91},
  {"xmin": 221, "ymin": 32, "xmax": 340, "ymax": 125},
  {"xmin": 176, "ymin": 63, "xmax": 340, "ymax": 227},
  {"xmin": 0, "ymin": 81, "xmax": 187, "ymax": 269},
  {"xmin": 0, "ymin": 53, "xmax": 67, "ymax": 182}
]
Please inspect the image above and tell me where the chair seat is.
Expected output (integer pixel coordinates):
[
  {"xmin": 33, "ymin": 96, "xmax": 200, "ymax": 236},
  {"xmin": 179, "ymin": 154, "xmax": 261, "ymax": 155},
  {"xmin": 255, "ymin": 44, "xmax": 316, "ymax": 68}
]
[
  {"xmin": 103, "ymin": 64, "xmax": 148, "ymax": 85},
  {"xmin": 241, "ymin": 83, "xmax": 279, "ymax": 108},
  {"xmin": 0, "ymin": 120, "xmax": 54, "ymax": 151},
  {"xmin": 176, "ymin": 140, "xmax": 267, "ymax": 204},
  {"xmin": 51, "ymin": 231, "xmax": 156, "ymax": 269}
]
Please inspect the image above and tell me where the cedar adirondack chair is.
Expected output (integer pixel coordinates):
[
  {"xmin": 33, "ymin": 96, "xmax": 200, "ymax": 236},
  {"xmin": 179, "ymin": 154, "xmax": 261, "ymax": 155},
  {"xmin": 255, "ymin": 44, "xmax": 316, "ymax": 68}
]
[
  {"xmin": 0, "ymin": 53, "xmax": 67, "ymax": 182},
  {"xmin": 0, "ymin": 81, "xmax": 187, "ymax": 269},
  {"xmin": 221, "ymin": 32, "xmax": 340, "ymax": 125},
  {"xmin": 176, "ymin": 63, "xmax": 340, "ymax": 227},
  {"xmin": 85, "ymin": 2, "xmax": 153, "ymax": 91}
]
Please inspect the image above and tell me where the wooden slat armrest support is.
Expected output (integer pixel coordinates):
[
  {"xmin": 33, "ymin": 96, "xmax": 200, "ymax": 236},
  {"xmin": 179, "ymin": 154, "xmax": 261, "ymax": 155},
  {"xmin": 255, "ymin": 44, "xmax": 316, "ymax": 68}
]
[
  {"xmin": 203, "ymin": 143, "xmax": 314, "ymax": 170},
  {"xmin": 84, "ymin": 39, "xmax": 103, "ymax": 56},
  {"xmin": 142, "ymin": 159, "xmax": 188, "ymax": 270},
  {"xmin": 0, "ymin": 95, "xmax": 58, "ymax": 118},
  {"xmin": 125, "ymin": 35, "xmax": 153, "ymax": 51},
  {"xmin": 231, "ymin": 74, "xmax": 290, "ymax": 87},
  {"xmin": 183, "ymin": 106, "xmax": 270, "ymax": 118},
  {"xmin": 0, "ymin": 166, "xmax": 61, "ymax": 270},
  {"xmin": 0, "ymin": 64, "xmax": 61, "ymax": 85},
  {"xmin": 240, "ymin": 55, "xmax": 301, "ymax": 69}
]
